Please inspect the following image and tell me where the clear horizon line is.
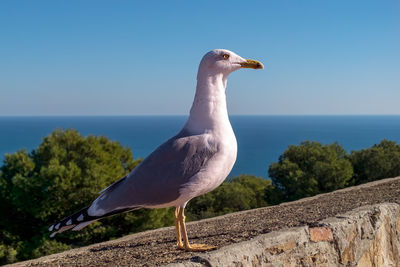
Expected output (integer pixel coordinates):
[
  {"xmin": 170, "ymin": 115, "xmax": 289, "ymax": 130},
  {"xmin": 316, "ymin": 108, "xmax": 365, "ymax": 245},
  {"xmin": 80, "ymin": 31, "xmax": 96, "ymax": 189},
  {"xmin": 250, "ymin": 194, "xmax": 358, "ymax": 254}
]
[{"xmin": 2, "ymin": 114, "xmax": 400, "ymax": 117}]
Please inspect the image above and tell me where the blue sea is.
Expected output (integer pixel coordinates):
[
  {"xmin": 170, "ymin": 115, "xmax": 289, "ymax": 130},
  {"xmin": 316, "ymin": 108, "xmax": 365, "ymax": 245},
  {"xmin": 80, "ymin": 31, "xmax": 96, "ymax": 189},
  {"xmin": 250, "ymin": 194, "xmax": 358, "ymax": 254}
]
[{"xmin": 1, "ymin": 115, "xmax": 400, "ymax": 178}]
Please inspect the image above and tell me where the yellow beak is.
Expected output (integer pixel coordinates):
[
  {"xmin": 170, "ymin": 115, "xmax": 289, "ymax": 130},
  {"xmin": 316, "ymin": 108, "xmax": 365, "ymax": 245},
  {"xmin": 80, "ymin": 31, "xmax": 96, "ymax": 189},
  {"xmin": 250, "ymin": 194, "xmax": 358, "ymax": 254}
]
[{"xmin": 240, "ymin": 59, "xmax": 264, "ymax": 69}]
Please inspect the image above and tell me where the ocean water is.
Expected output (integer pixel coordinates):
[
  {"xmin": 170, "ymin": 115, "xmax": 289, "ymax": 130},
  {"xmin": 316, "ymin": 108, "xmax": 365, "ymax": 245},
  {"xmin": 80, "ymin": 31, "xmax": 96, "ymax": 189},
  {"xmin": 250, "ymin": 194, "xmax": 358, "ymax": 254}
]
[{"xmin": 1, "ymin": 115, "xmax": 400, "ymax": 178}]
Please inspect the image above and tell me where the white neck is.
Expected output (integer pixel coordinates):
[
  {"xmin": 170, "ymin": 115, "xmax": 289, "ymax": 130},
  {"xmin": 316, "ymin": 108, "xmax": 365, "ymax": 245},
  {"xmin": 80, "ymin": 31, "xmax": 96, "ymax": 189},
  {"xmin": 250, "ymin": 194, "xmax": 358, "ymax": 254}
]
[{"xmin": 184, "ymin": 72, "xmax": 231, "ymax": 134}]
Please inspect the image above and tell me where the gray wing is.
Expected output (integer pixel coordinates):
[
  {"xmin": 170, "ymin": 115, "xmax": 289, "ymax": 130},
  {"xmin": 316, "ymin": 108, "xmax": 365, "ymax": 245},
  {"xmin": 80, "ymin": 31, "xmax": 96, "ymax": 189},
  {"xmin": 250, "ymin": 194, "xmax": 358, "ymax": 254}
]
[{"xmin": 87, "ymin": 129, "xmax": 218, "ymax": 216}]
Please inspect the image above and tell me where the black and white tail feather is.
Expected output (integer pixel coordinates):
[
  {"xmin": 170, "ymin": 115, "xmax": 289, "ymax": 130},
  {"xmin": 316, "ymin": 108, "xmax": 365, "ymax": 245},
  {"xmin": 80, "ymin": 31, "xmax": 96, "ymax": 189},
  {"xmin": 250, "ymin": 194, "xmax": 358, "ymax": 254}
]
[
  {"xmin": 49, "ymin": 176, "xmax": 137, "ymax": 237},
  {"xmin": 48, "ymin": 205, "xmax": 135, "ymax": 237}
]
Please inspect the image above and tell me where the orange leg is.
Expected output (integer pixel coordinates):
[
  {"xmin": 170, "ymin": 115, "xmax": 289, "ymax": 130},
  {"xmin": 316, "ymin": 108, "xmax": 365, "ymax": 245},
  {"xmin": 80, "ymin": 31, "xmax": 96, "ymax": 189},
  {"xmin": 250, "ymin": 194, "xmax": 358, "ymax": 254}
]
[
  {"xmin": 174, "ymin": 207, "xmax": 184, "ymax": 249},
  {"xmin": 176, "ymin": 206, "xmax": 216, "ymax": 252}
]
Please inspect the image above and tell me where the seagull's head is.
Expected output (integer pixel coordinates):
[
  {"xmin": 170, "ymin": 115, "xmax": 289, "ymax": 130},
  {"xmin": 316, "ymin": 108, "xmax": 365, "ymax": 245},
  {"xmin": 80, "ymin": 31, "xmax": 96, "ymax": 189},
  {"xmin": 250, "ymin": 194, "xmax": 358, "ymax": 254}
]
[{"xmin": 198, "ymin": 49, "xmax": 263, "ymax": 78}]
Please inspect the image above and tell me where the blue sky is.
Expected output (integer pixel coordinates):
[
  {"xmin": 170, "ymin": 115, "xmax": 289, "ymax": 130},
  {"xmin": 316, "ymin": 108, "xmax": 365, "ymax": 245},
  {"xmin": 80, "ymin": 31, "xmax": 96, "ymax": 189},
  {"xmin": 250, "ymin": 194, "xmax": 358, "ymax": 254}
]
[{"xmin": 1, "ymin": 1, "xmax": 399, "ymax": 115}]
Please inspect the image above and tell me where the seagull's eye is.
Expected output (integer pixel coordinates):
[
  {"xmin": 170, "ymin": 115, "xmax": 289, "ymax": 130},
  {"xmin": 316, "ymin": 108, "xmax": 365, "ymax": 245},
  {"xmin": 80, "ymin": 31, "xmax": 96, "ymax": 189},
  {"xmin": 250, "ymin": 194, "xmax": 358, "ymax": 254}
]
[{"xmin": 222, "ymin": 54, "xmax": 230, "ymax": 60}]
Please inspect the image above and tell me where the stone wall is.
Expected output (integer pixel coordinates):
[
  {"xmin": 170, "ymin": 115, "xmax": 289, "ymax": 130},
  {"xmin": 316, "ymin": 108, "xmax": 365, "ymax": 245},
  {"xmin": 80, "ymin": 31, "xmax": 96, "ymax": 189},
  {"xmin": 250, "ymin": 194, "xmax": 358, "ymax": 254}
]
[
  {"xmin": 170, "ymin": 203, "xmax": 400, "ymax": 266},
  {"xmin": 8, "ymin": 177, "xmax": 400, "ymax": 267}
]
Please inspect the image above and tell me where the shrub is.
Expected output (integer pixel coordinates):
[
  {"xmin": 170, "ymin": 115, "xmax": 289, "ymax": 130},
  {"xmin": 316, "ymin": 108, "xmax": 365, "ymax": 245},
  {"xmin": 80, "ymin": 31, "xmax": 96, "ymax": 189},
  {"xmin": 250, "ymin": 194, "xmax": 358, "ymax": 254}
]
[
  {"xmin": 186, "ymin": 175, "xmax": 273, "ymax": 220},
  {"xmin": 349, "ymin": 140, "xmax": 400, "ymax": 185},
  {"xmin": 269, "ymin": 141, "xmax": 353, "ymax": 201}
]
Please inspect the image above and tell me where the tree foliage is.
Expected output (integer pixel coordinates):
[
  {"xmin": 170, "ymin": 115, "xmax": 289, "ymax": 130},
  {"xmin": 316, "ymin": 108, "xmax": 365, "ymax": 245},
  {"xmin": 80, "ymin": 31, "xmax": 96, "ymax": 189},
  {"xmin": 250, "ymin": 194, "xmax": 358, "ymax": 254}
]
[
  {"xmin": 0, "ymin": 129, "xmax": 145, "ymax": 263},
  {"xmin": 349, "ymin": 140, "xmax": 400, "ymax": 185},
  {"xmin": 269, "ymin": 141, "xmax": 353, "ymax": 201},
  {"xmin": 186, "ymin": 175, "xmax": 273, "ymax": 220}
]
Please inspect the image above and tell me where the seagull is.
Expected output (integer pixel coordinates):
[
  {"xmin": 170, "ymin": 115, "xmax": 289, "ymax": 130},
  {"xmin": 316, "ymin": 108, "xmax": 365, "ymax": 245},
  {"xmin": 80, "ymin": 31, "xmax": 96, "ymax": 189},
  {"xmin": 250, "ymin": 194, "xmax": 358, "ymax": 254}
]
[{"xmin": 49, "ymin": 49, "xmax": 263, "ymax": 251}]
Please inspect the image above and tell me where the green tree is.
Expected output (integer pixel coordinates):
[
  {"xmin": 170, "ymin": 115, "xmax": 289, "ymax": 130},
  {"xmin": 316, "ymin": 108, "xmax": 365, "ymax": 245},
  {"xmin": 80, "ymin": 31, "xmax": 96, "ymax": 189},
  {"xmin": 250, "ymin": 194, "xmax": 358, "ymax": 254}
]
[
  {"xmin": 186, "ymin": 175, "xmax": 273, "ymax": 220},
  {"xmin": 269, "ymin": 141, "xmax": 353, "ymax": 201},
  {"xmin": 349, "ymin": 140, "xmax": 400, "ymax": 185},
  {"xmin": 0, "ymin": 129, "xmax": 147, "ymax": 262}
]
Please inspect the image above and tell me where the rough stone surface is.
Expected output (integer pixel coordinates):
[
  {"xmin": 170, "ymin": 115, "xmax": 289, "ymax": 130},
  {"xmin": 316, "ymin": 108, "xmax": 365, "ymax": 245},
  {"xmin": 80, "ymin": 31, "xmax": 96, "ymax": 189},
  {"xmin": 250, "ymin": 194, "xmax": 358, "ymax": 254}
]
[
  {"xmin": 7, "ymin": 176, "xmax": 400, "ymax": 267},
  {"xmin": 167, "ymin": 203, "xmax": 400, "ymax": 266}
]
